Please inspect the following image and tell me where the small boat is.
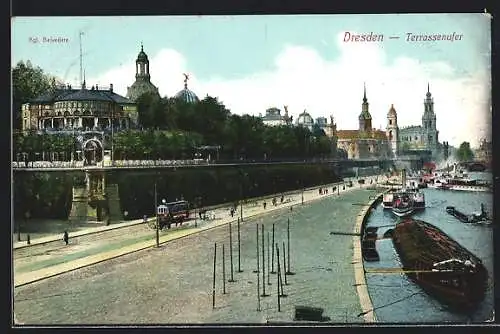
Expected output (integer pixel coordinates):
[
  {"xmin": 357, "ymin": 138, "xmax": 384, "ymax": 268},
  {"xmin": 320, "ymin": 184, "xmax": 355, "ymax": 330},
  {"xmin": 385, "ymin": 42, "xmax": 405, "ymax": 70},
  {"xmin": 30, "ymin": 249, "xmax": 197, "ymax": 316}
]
[
  {"xmin": 391, "ymin": 218, "xmax": 488, "ymax": 311},
  {"xmin": 446, "ymin": 206, "xmax": 473, "ymax": 223},
  {"xmin": 446, "ymin": 204, "xmax": 491, "ymax": 224},
  {"xmin": 391, "ymin": 193, "xmax": 415, "ymax": 217},
  {"xmin": 362, "ymin": 227, "xmax": 379, "ymax": 261}
]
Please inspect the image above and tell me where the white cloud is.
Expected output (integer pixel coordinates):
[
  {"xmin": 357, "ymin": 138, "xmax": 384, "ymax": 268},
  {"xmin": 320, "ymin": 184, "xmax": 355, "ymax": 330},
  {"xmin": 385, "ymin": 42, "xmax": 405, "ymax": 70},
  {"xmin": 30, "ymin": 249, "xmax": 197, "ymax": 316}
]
[{"xmin": 89, "ymin": 32, "xmax": 491, "ymax": 148}]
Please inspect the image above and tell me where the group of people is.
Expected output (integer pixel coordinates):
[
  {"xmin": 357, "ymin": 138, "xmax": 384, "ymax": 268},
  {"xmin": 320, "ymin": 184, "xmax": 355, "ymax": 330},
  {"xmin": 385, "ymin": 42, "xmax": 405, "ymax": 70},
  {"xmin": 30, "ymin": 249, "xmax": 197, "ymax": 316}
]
[{"xmin": 262, "ymin": 194, "xmax": 286, "ymax": 210}]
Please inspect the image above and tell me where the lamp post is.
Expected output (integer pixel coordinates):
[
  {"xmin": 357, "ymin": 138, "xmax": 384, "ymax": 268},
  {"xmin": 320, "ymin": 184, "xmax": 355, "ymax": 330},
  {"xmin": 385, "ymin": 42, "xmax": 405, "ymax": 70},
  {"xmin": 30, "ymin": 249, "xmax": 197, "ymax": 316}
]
[{"xmin": 154, "ymin": 182, "xmax": 159, "ymax": 247}]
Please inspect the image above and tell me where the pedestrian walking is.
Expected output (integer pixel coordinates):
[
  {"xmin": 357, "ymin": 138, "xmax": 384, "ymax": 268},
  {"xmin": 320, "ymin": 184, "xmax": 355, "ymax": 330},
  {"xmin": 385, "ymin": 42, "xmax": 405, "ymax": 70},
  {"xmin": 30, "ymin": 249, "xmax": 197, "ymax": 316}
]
[
  {"xmin": 263, "ymin": 202, "xmax": 267, "ymax": 209},
  {"xmin": 63, "ymin": 231, "xmax": 69, "ymax": 245},
  {"xmin": 230, "ymin": 207, "xmax": 235, "ymax": 217}
]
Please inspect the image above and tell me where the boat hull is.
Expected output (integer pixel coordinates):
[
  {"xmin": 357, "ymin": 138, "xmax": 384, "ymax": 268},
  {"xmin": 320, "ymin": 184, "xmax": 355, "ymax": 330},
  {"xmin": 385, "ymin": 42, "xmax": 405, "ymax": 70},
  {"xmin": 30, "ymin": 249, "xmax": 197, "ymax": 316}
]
[
  {"xmin": 392, "ymin": 207, "xmax": 414, "ymax": 217},
  {"xmin": 391, "ymin": 219, "xmax": 488, "ymax": 312}
]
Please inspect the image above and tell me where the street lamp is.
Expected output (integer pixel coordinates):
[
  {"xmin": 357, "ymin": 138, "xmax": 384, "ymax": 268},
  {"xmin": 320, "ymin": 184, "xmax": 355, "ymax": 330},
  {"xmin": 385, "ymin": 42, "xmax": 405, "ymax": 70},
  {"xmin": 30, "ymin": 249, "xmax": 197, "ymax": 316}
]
[{"xmin": 154, "ymin": 182, "xmax": 159, "ymax": 247}]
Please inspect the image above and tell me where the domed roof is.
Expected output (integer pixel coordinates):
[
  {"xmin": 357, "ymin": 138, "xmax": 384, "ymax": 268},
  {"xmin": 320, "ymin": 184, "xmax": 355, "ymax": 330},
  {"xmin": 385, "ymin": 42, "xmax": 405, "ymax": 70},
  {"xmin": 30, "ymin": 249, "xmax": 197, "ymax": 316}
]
[
  {"xmin": 136, "ymin": 44, "xmax": 149, "ymax": 63},
  {"xmin": 387, "ymin": 104, "xmax": 397, "ymax": 117},
  {"xmin": 175, "ymin": 87, "xmax": 199, "ymax": 103},
  {"xmin": 296, "ymin": 110, "xmax": 314, "ymax": 125},
  {"xmin": 175, "ymin": 74, "xmax": 199, "ymax": 103}
]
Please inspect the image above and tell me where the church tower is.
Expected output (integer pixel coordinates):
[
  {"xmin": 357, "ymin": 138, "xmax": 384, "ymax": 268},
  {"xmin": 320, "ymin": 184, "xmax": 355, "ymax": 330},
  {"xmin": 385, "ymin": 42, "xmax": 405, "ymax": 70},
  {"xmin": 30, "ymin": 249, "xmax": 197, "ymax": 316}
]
[
  {"xmin": 329, "ymin": 115, "xmax": 338, "ymax": 157},
  {"xmin": 126, "ymin": 43, "xmax": 160, "ymax": 102},
  {"xmin": 358, "ymin": 83, "xmax": 372, "ymax": 132},
  {"xmin": 386, "ymin": 104, "xmax": 399, "ymax": 157},
  {"xmin": 422, "ymin": 83, "xmax": 438, "ymax": 150}
]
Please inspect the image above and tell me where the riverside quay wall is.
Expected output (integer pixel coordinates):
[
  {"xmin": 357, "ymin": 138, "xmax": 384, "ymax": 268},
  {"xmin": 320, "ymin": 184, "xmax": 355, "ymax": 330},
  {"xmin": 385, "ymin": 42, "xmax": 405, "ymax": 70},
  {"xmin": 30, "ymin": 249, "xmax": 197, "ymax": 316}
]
[{"xmin": 14, "ymin": 162, "xmax": 355, "ymax": 222}]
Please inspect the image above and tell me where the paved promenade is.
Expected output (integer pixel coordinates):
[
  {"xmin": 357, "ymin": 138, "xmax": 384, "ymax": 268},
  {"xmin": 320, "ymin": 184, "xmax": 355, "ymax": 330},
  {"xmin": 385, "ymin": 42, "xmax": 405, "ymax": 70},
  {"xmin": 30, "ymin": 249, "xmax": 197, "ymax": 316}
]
[{"xmin": 14, "ymin": 174, "xmax": 391, "ymax": 324}]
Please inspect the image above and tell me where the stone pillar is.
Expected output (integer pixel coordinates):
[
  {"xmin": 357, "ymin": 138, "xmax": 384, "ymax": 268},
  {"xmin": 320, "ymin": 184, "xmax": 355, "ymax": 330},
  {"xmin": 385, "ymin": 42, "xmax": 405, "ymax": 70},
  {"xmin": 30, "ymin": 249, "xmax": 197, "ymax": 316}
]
[
  {"xmin": 69, "ymin": 173, "xmax": 89, "ymax": 222},
  {"xmin": 106, "ymin": 183, "xmax": 123, "ymax": 222},
  {"xmin": 51, "ymin": 118, "xmax": 54, "ymax": 128},
  {"xmin": 94, "ymin": 117, "xmax": 98, "ymax": 128}
]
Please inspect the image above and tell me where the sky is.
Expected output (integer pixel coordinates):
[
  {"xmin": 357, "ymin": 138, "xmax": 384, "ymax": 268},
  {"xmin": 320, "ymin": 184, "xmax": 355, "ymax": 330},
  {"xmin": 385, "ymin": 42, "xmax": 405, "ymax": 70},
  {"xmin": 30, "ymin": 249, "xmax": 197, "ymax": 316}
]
[{"xmin": 12, "ymin": 14, "xmax": 492, "ymax": 148}]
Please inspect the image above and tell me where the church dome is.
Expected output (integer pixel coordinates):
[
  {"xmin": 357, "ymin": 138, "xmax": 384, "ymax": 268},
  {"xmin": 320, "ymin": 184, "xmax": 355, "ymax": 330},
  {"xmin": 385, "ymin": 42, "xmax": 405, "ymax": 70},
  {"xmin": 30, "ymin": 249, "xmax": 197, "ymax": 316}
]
[
  {"xmin": 387, "ymin": 104, "xmax": 397, "ymax": 117},
  {"xmin": 175, "ymin": 87, "xmax": 199, "ymax": 103},
  {"xmin": 296, "ymin": 110, "xmax": 314, "ymax": 126},
  {"xmin": 175, "ymin": 74, "xmax": 199, "ymax": 103},
  {"xmin": 136, "ymin": 44, "xmax": 148, "ymax": 62}
]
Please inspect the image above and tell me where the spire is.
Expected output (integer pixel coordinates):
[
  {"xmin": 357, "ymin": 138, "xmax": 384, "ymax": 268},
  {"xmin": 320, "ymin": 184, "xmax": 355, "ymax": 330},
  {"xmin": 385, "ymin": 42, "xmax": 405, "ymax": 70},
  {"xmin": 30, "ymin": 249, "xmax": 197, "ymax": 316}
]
[
  {"xmin": 363, "ymin": 82, "xmax": 367, "ymax": 102},
  {"xmin": 82, "ymin": 69, "xmax": 86, "ymax": 89},
  {"xmin": 183, "ymin": 73, "xmax": 189, "ymax": 89},
  {"xmin": 141, "ymin": 41, "xmax": 143, "ymax": 52},
  {"xmin": 427, "ymin": 82, "xmax": 430, "ymax": 93}
]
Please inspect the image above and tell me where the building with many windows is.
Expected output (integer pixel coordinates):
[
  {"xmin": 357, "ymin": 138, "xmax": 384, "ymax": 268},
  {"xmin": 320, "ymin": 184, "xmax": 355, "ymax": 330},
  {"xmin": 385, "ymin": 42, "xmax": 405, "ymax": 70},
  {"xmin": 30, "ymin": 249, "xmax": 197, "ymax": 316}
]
[
  {"xmin": 261, "ymin": 106, "xmax": 292, "ymax": 126},
  {"xmin": 21, "ymin": 81, "xmax": 138, "ymax": 134}
]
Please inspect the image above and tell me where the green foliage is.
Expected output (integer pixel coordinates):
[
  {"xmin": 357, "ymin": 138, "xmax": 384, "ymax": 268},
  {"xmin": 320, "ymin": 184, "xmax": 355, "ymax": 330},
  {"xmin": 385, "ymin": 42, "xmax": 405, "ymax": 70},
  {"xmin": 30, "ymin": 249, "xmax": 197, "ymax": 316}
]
[
  {"xmin": 12, "ymin": 61, "xmax": 60, "ymax": 129},
  {"xmin": 13, "ymin": 133, "xmax": 78, "ymax": 161},
  {"xmin": 132, "ymin": 93, "xmax": 334, "ymax": 160},
  {"xmin": 455, "ymin": 141, "xmax": 474, "ymax": 162}
]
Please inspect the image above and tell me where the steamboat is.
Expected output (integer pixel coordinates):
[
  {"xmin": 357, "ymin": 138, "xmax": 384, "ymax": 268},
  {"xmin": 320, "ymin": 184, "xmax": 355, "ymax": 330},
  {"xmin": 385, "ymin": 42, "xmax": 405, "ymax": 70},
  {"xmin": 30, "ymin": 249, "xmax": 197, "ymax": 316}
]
[
  {"xmin": 382, "ymin": 169, "xmax": 425, "ymax": 214},
  {"xmin": 391, "ymin": 218, "xmax": 488, "ymax": 311},
  {"xmin": 428, "ymin": 164, "xmax": 491, "ymax": 192}
]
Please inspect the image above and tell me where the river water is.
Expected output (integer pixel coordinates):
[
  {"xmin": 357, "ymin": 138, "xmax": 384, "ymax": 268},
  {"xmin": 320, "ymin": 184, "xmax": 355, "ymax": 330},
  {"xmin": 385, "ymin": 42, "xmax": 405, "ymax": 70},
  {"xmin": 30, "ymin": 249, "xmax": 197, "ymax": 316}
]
[{"xmin": 364, "ymin": 172, "xmax": 494, "ymax": 323}]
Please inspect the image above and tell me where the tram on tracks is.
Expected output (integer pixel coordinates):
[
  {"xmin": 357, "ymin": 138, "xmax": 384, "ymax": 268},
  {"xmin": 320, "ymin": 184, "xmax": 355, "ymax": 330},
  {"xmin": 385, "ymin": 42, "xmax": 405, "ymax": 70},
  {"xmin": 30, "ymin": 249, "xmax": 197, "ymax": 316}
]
[{"xmin": 149, "ymin": 200, "xmax": 190, "ymax": 230}]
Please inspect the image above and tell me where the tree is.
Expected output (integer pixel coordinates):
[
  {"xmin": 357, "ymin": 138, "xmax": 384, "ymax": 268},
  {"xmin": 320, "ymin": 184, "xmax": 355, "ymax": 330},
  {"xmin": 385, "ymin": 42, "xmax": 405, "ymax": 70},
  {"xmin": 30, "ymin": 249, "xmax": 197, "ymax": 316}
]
[
  {"xmin": 12, "ymin": 61, "xmax": 60, "ymax": 129},
  {"xmin": 136, "ymin": 92, "xmax": 163, "ymax": 128},
  {"xmin": 455, "ymin": 141, "xmax": 474, "ymax": 162}
]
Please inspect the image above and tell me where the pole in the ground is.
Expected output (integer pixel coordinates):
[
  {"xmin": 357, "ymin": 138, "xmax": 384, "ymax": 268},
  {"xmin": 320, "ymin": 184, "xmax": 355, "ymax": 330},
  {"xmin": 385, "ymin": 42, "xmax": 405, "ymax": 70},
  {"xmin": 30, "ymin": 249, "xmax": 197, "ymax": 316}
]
[
  {"xmin": 257, "ymin": 259, "xmax": 261, "ymax": 311},
  {"xmin": 267, "ymin": 231, "xmax": 271, "ymax": 286},
  {"xmin": 253, "ymin": 223, "xmax": 259, "ymax": 273},
  {"xmin": 261, "ymin": 224, "xmax": 269, "ymax": 297},
  {"xmin": 277, "ymin": 243, "xmax": 287, "ymax": 298},
  {"xmin": 155, "ymin": 182, "xmax": 159, "ymax": 248},
  {"xmin": 286, "ymin": 217, "xmax": 295, "ymax": 275},
  {"xmin": 276, "ymin": 243, "xmax": 281, "ymax": 312},
  {"xmin": 229, "ymin": 221, "xmax": 235, "ymax": 282},
  {"xmin": 212, "ymin": 243, "xmax": 217, "ymax": 309},
  {"xmin": 222, "ymin": 244, "xmax": 226, "ymax": 294},
  {"xmin": 237, "ymin": 217, "xmax": 243, "ymax": 272},
  {"xmin": 271, "ymin": 223, "xmax": 276, "ymax": 274},
  {"xmin": 283, "ymin": 241, "xmax": 288, "ymax": 285}
]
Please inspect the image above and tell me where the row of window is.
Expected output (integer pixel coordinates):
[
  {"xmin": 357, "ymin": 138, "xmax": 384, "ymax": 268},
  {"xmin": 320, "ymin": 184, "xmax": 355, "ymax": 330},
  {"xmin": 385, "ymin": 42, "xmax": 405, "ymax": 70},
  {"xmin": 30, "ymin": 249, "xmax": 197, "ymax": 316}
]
[
  {"xmin": 39, "ymin": 110, "xmax": 126, "ymax": 117},
  {"xmin": 54, "ymin": 101, "xmax": 112, "ymax": 111},
  {"xmin": 401, "ymin": 135, "xmax": 434, "ymax": 142}
]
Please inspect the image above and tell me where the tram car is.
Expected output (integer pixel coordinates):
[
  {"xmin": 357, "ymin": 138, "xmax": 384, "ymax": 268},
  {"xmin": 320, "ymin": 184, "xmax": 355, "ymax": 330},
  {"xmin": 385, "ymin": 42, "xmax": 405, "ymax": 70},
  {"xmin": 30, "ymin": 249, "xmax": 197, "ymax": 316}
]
[{"xmin": 154, "ymin": 200, "xmax": 190, "ymax": 229}]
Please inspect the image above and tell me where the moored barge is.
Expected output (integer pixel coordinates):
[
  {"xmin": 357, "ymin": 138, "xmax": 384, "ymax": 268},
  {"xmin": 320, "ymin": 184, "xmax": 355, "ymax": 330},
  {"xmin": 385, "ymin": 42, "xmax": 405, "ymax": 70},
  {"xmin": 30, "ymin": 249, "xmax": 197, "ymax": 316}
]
[{"xmin": 391, "ymin": 218, "xmax": 488, "ymax": 311}]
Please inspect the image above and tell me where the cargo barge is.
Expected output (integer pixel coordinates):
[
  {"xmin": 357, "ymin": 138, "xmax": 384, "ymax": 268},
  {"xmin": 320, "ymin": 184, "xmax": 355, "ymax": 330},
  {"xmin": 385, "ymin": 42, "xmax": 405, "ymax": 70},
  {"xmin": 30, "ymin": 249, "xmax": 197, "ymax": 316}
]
[
  {"xmin": 391, "ymin": 218, "xmax": 488, "ymax": 311},
  {"xmin": 446, "ymin": 204, "xmax": 491, "ymax": 225}
]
